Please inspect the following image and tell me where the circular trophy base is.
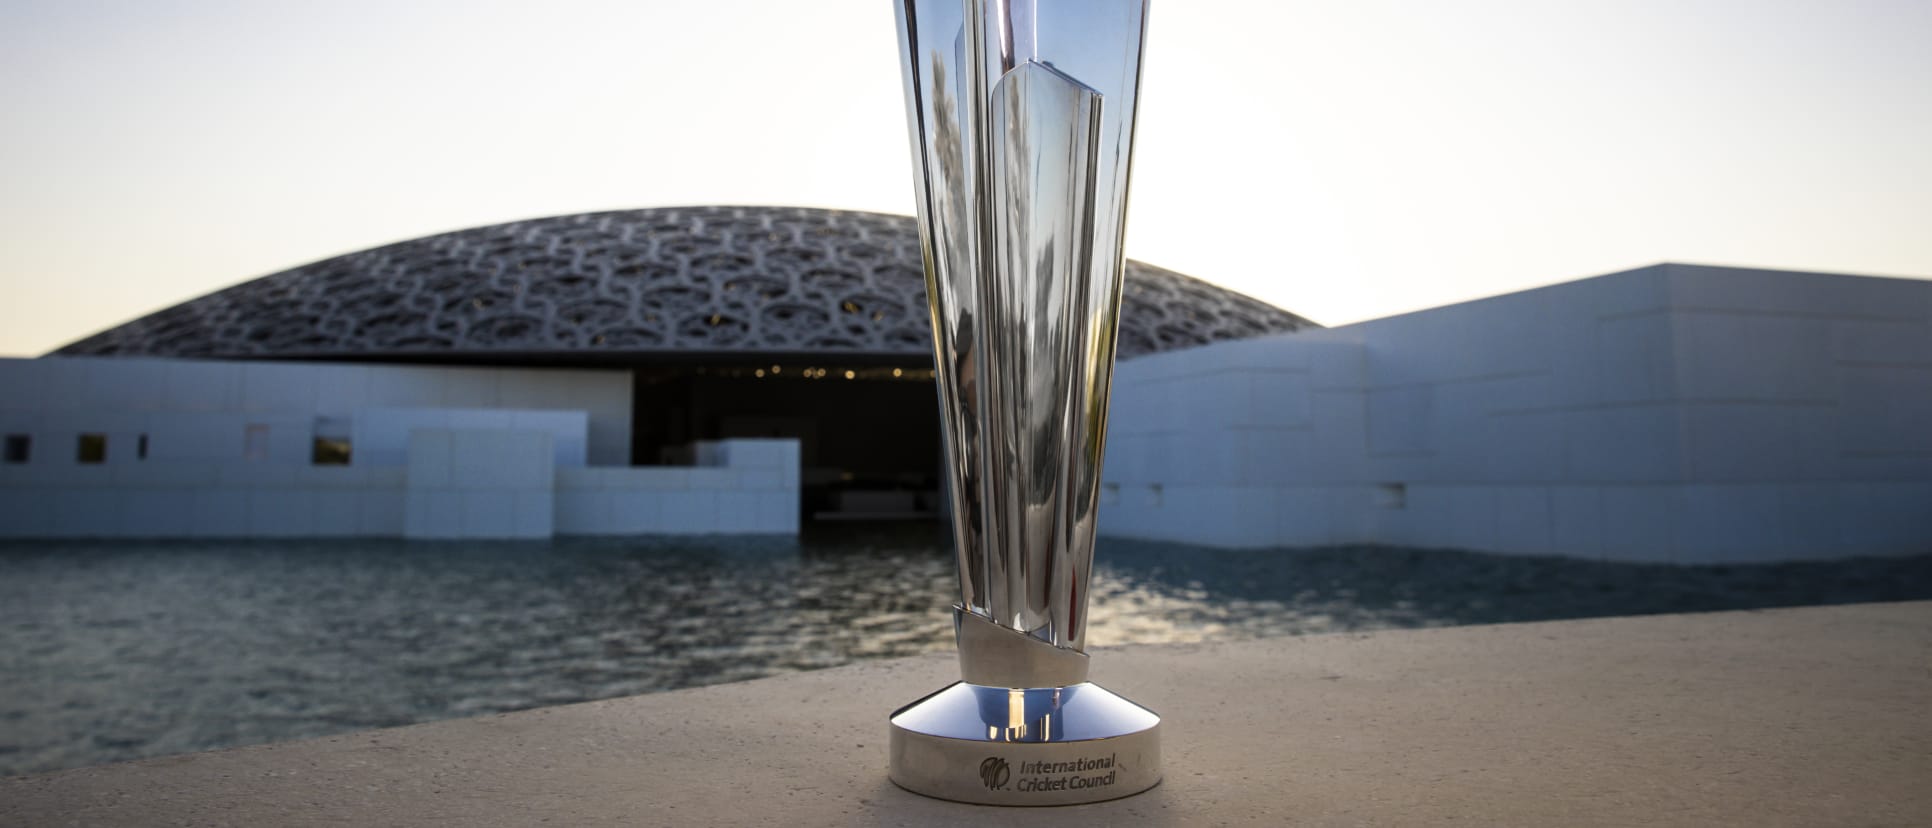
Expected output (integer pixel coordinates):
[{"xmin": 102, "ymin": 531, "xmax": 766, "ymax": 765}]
[{"xmin": 888, "ymin": 682, "xmax": 1161, "ymax": 806}]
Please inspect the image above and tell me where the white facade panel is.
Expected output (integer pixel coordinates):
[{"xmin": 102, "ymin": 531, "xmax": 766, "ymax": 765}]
[
  {"xmin": 550, "ymin": 439, "xmax": 799, "ymax": 537},
  {"xmin": 1672, "ymin": 312, "xmax": 1835, "ymax": 402},
  {"xmin": 0, "ymin": 358, "xmax": 807, "ymax": 540},
  {"xmin": 1100, "ymin": 264, "xmax": 1932, "ymax": 562},
  {"xmin": 403, "ymin": 429, "xmax": 554, "ymax": 540}
]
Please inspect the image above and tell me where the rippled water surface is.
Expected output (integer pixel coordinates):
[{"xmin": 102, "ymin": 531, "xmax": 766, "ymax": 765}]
[{"xmin": 3, "ymin": 526, "xmax": 1929, "ymax": 776}]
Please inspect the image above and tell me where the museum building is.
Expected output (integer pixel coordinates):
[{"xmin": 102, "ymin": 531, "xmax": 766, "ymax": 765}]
[
  {"xmin": 2, "ymin": 206, "xmax": 1928, "ymax": 562},
  {"xmin": 0, "ymin": 205, "xmax": 1311, "ymax": 540}
]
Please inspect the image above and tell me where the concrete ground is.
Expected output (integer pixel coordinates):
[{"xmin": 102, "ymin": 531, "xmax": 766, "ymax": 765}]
[{"xmin": 6, "ymin": 601, "xmax": 1929, "ymax": 826}]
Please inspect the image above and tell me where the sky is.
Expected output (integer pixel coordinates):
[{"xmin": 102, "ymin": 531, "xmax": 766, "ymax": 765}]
[{"xmin": 1, "ymin": 0, "xmax": 1928, "ymax": 357}]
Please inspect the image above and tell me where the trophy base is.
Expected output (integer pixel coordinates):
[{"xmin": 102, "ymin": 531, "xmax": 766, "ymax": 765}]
[{"xmin": 888, "ymin": 682, "xmax": 1161, "ymax": 806}]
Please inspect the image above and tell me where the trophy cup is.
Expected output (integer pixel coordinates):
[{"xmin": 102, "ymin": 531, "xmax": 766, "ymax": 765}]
[{"xmin": 888, "ymin": 0, "xmax": 1158, "ymax": 806}]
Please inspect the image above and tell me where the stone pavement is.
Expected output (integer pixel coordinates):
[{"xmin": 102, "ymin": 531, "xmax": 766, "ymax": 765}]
[{"xmin": 7, "ymin": 601, "xmax": 1929, "ymax": 826}]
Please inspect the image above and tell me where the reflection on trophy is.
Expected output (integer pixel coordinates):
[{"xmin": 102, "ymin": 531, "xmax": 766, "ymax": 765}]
[{"xmin": 888, "ymin": 0, "xmax": 1159, "ymax": 806}]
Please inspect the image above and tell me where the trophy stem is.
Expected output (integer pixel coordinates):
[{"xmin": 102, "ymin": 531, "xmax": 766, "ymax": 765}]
[{"xmin": 891, "ymin": 0, "xmax": 1157, "ymax": 806}]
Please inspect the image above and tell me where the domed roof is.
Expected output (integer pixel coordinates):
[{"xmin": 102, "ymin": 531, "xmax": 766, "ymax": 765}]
[{"xmin": 55, "ymin": 206, "xmax": 1315, "ymax": 362}]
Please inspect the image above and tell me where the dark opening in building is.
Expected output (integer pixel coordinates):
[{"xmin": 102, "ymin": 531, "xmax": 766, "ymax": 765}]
[
  {"xmin": 3, "ymin": 434, "xmax": 28, "ymax": 464},
  {"xmin": 313, "ymin": 438, "xmax": 352, "ymax": 465},
  {"xmin": 77, "ymin": 433, "xmax": 106, "ymax": 464},
  {"xmin": 631, "ymin": 361, "xmax": 943, "ymax": 521},
  {"xmin": 312, "ymin": 417, "xmax": 351, "ymax": 466}
]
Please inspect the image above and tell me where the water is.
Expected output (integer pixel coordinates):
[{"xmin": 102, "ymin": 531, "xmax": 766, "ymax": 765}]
[{"xmin": 3, "ymin": 526, "xmax": 1928, "ymax": 777}]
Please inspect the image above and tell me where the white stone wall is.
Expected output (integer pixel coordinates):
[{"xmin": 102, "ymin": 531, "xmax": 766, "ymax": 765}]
[
  {"xmin": 0, "ymin": 433, "xmax": 799, "ymax": 539},
  {"xmin": 556, "ymin": 439, "xmax": 800, "ymax": 535},
  {"xmin": 1100, "ymin": 264, "xmax": 1932, "ymax": 562},
  {"xmin": 0, "ymin": 357, "xmax": 632, "ymax": 467},
  {"xmin": 0, "ymin": 464, "xmax": 405, "ymax": 538},
  {"xmin": 403, "ymin": 429, "xmax": 556, "ymax": 540},
  {"xmin": 356, "ymin": 409, "xmax": 589, "ymax": 469},
  {"xmin": 0, "ymin": 358, "xmax": 805, "ymax": 539}
]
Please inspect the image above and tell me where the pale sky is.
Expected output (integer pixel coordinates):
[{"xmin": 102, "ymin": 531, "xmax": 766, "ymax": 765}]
[{"xmin": 1, "ymin": 0, "xmax": 1928, "ymax": 357}]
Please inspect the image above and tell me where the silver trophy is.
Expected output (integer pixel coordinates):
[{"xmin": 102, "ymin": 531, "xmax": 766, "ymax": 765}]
[{"xmin": 888, "ymin": 0, "xmax": 1158, "ymax": 806}]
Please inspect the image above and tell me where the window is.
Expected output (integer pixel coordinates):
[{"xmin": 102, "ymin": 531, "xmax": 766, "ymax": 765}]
[
  {"xmin": 243, "ymin": 424, "xmax": 270, "ymax": 462},
  {"xmin": 312, "ymin": 417, "xmax": 351, "ymax": 466},
  {"xmin": 312, "ymin": 438, "xmax": 351, "ymax": 465},
  {"xmin": 77, "ymin": 433, "xmax": 107, "ymax": 464},
  {"xmin": 3, "ymin": 434, "xmax": 28, "ymax": 464}
]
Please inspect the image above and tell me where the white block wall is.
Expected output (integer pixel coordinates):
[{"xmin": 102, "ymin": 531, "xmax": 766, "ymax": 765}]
[
  {"xmin": 556, "ymin": 439, "xmax": 800, "ymax": 535},
  {"xmin": 0, "ymin": 433, "xmax": 800, "ymax": 540},
  {"xmin": 404, "ymin": 429, "xmax": 555, "ymax": 540},
  {"xmin": 1101, "ymin": 264, "xmax": 1932, "ymax": 563},
  {"xmin": 0, "ymin": 358, "xmax": 808, "ymax": 539},
  {"xmin": 0, "ymin": 464, "xmax": 406, "ymax": 538},
  {"xmin": 356, "ymin": 408, "xmax": 588, "ymax": 469},
  {"xmin": 0, "ymin": 357, "xmax": 631, "ymax": 467}
]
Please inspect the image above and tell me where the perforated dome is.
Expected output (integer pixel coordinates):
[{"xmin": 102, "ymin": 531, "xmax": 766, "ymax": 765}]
[{"xmin": 55, "ymin": 206, "xmax": 1315, "ymax": 361}]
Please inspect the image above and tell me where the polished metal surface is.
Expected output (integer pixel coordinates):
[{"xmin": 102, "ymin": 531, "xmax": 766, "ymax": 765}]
[
  {"xmin": 890, "ymin": 0, "xmax": 1160, "ymax": 805},
  {"xmin": 954, "ymin": 606, "xmax": 1088, "ymax": 689},
  {"xmin": 889, "ymin": 682, "xmax": 1161, "ymax": 806},
  {"xmin": 899, "ymin": 0, "xmax": 1147, "ymax": 656}
]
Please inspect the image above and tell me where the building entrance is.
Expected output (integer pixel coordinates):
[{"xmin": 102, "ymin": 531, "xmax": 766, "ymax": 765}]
[{"xmin": 630, "ymin": 363, "xmax": 942, "ymax": 522}]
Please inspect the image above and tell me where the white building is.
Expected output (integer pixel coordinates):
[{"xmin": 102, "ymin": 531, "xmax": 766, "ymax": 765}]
[
  {"xmin": 1101, "ymin": 264, "xmax": 1932, "ymax": 562},
  {"xmin": 0, "ymin": 358, "xmax": 798, "ymax": 539},
  {"xmin": 4, "ymin": 206, "xmax": 1308, "ymax": 543},
  {"xmin": 6, "ymin": 208, "xmax": 1926, "ymax": 562}
]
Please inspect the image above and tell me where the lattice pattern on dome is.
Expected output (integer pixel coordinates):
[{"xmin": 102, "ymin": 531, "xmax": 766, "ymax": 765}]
[{"xmin": 55, "ymin": 206, "xmax": 1315, "ymax": 360}]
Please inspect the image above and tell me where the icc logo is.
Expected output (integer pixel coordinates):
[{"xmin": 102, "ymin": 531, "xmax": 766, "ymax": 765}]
[{"xmin": 979, "ymin": 757, "xmax": 1010, "ymax": 790}]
